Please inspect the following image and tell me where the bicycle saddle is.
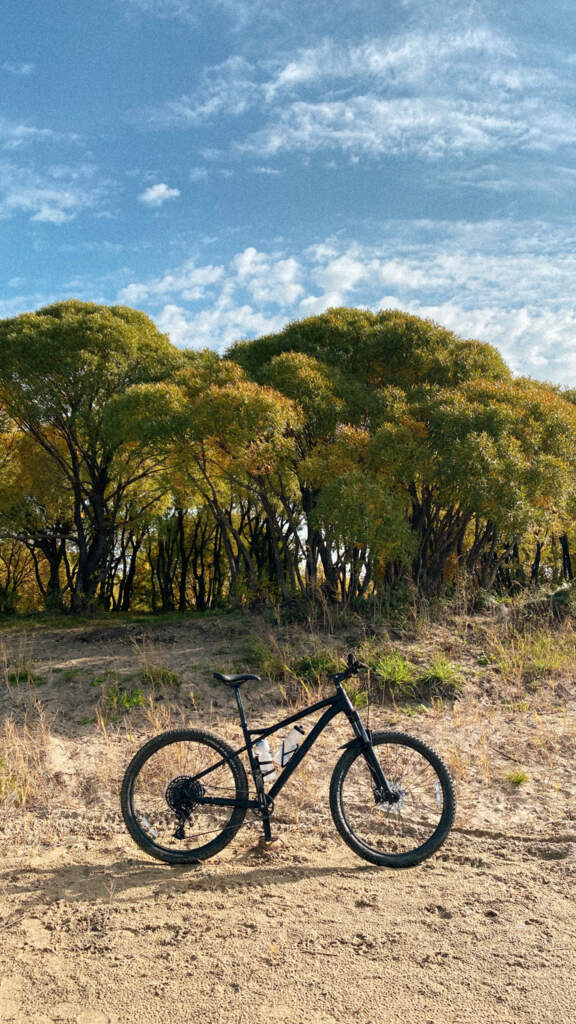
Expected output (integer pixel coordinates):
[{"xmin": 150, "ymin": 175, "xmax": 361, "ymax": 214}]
[{"xmin": 213, "ymin": 672, "xmax": 261, "ymax": 687}]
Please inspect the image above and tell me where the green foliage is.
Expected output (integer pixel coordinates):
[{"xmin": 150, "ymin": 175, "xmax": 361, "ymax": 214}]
[
  {"xmin": 229, "ymin": 307, "xmax": 510, "ymax": 392},
  {"xmin": 504, "ymin": 769, "xmax": 529, "ymax": 786},
  {"xmin": 369, "ymin": 653, "xmax": 417, "ymax": 697},
  {"xmin": 0, "ymin": 301, "xmax": 183, "ymax": 612},
  {"xmin": 101, "ymin": 683, "xmax": 146, "ymax": 716},
  {"xmin": 343, "ymin": 680, "xmax": 369, "ymax": 708},
  {"xmin": 0, "ymin": 301, "xmax": 179, "ymax": 413},
  {"xmin": 362, "ymin": 650, "xmax": 461, "ymax": 701},
  {"xmin": 140, "ymin": 664, "xmax": 180, "ymax": 687},
  {"xmin": 1, "ymin": 301, "xmax": 576, "ymax": 615},
  {"xmin": 243, "ymin": 637, "xmax": 285, "ymax": 678},
  {"xmin": 417, "ymin": 657, "xmax": 463, "ymax": 698},
  {"xmin": 6, "ymin": 665, "xmax": 40, "ymax": 687},
  {"xmin": 289, "ymin": 649, "xmax": 340, "ymax": 686}
]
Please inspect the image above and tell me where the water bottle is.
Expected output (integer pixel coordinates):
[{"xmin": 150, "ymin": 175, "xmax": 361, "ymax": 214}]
[
  {"xmin": 254, "ymin": 738, "xmax": 276, "ymax": 781},
  {"xmin": 274, "ymin": 724, "xmax": 305, "ymax": 767}
]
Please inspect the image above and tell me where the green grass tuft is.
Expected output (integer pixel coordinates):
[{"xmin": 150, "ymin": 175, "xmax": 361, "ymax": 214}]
[
  {"xmin": 101, "ymin": 683, "xmax": 146, "ymax": 717},
  {"xmin": 504, "ymin": 769, "xmax": 529, "ymax": 786},
  {"xmin": 140, "ymin": 664, "xmax": 180, "ymax": 688}
]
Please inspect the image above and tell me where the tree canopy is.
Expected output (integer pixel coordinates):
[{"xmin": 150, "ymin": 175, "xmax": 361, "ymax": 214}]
[{"xmin": 1, "ymin": 302, "xmax": 575, "ymax": 613}]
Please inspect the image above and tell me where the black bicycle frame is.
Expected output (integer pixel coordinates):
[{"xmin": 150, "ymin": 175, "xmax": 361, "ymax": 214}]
[
  {"xmin": 247, "ymin": 686, "xmax": 357, "ymax": 802},
  {"xmin": 191, "ymin": 682, "xmax": 395, "ymax": 823}
]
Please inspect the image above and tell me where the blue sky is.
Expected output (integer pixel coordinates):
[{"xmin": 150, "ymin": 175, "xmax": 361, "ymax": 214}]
[{"xmin": 2, "ymin": 0, "xmax": 576, "ymax": 383}]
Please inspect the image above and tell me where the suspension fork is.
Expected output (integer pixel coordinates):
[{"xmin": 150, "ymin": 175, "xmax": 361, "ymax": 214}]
[{"xmin": 341, "ymin": 687, "xmax": 397, "ymax": 801}]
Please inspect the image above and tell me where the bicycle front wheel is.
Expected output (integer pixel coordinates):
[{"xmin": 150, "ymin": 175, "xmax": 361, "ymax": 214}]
[
  {"xmin": 330, "ymin": 731, "xmax": 455, "ymax": 868},
  {"xmin": 121, "ymin": 729, "xmax": 248, "ymax": 864}
]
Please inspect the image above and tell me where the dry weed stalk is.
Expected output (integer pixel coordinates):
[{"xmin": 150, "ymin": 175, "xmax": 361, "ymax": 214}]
[{"xmin": 0, "ymin": 700, "xmax": 51, "ymax": 808}]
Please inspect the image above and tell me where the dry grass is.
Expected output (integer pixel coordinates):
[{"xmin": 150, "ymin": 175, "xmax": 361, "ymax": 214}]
[
  {"xmin": 487, "ymin": 622, "xmax": 576, "ymax": 694},
  {"xmin": 0, "ymin": 700, "xmax": 52, "ymax": 808},
  {"xmin": 0, "ymin": 602, "xmax": 574, "ymax": 837}
]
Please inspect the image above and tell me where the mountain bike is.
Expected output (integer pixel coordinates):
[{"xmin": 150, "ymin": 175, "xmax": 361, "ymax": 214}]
[{"xmin": 120, "ymin": 655, "xmax": 455, "ymax": 868}]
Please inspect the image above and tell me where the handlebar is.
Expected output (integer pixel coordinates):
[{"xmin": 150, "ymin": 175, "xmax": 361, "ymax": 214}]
[{"xmin": 331, "ymin": 653, "xmax": 368, "ymax": 684}]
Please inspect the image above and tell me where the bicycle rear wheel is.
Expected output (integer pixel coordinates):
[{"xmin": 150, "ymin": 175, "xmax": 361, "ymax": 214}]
[
  {"xmin": 330, "ymin": 731, "xmax": 455, "ymax": 868},
  {"xmin": 121, "ymin": 729, "xmax": 248, "ymax": 864}
]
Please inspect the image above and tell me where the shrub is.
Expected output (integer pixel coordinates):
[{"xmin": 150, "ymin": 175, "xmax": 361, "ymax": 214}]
[
  {"xmin": 289, "ymin": 649, "xmax": 340, "ymax": 686},
  {"xmin": 140, "ymin": 664, "xmax": 180, "ymax": 687},
  {"xmin": 417, "ymin": 657, "xmax": 463, "ymax": 699},
  {"xmin": 101, "ymin": 683, "xmax": 146, "ymax": 717}
]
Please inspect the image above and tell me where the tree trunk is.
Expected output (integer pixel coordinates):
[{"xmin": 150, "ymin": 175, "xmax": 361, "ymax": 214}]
[{"xmin": 560, "ymin": 533, "xmax": 573, "ymax": 581}]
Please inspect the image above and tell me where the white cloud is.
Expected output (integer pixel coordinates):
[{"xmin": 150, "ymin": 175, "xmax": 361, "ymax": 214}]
[
  {"xmin": 313, "ymin": 254, "xmax": 371, "ymax": 294},
  {"xmin": 143, "ymin": 29, "xmax": 576, "ymax": 162},
  {"xmin": 118, "ymin": 259, "xmax": 224, "ymax": 304},
  {"xmin": 0, "ymin": 161, "xmax": 106, "ymax": 223},
  {"xmin": 231, "ymin": 248, "xmax": 304, "ymax": 305},
  {"xmin": 116, "ymin": 221, "xmax": 576, "ymax": 385},
  {"xmin": 138, "ymin": 182, "xmax": 181, "ymax": 206},
  {"xmin": 2, "ymin": 61, "xmax": 35, "ymax": 76},
  {"xmin": 156, "ymin": 302, "xmax": 286, "ymax": 349}
]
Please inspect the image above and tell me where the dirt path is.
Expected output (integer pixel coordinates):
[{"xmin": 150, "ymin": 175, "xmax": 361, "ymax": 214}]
[
  {"xmin": 1, "ymin": 813, "xmax": 575, "ymax": 1024},
  {"xmin": 0, "ymin": 615, "xmax": 575, "ymax": 1023}
]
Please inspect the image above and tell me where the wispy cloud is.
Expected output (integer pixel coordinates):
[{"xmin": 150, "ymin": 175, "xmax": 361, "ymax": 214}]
[
  {"xmin": 138, "ymin": 182, "xmax": 181, "ymax": 206},
  {"xmin": 122, "ymin": 0, "xmax": 197, "ymax": 23},
  {"xmin": 241, "ymin": 96, "xmax": 530, "ymax": 159},
  {"xmin": 122, "ymin": 0, "xmax": 300, "ymax": 30},
  {"xmin": 0, "ymin": 115, "xmax": 59, "ymax": 150},
  {"xmin": 142, "ymin": 29, "xmax": 576, "ymax": 164},
  {"xmin": 0, "ymin": 161, "xmax": 107, "ymax": 223},
  {"xmin": 2, "ymin": 61, "xmax": 35, "ymax": 76},
  {"xmin": 144, "ymin": 57, "xmax": 258, "ymax": 127}
]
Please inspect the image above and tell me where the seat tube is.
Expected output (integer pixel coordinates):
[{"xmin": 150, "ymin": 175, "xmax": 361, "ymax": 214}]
[
  {"xmin": 234, "ymin": 687, "xmax": 259, "ymax": 774},
  {"xmin": 234, "ymin": 686, "xmax": 248, "ymax": 730}
]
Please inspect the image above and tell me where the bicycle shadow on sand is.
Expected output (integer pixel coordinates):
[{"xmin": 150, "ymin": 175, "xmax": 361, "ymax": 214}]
[{"xmin": 0, "ymin": 850, "xmax": 383, "ymax": 925}]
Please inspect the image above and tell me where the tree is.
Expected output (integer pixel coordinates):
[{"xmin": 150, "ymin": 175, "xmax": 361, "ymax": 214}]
[
  {"xmin": 0, "ymin": 301, "xmax": 182, "ymax": 611},
  {"xmin": 0, "ymin": 432, "xmax": 74, "ymax": 609},
  {"xmin": 370, "ymin": 378, "xmax": 576, "ymax": 591},
  {"xmin": 228, "ymin": 308, "xmax": 513, "ymax": 598},
  {"xmin": 106, "ymin": 349, "xmax": 299, "ymax": 604}
]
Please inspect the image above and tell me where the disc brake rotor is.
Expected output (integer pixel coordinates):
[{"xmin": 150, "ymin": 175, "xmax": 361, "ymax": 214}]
[{"xmin": 374, "ymin": 782, "xmax": 407, "ymax": 814}]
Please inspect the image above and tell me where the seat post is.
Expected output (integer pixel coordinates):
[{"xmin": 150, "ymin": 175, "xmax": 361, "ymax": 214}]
[{"xmin": 234, "ymin": 686, "xmax": 249, "ymax": 736}]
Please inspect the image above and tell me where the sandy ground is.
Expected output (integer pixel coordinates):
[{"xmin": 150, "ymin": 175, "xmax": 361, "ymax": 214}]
[{"xmin": 0, "ymin": 616, "xmax": 575, "ymax": 1024}]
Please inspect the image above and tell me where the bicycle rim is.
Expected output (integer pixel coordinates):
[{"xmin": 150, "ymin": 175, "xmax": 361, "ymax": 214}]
[
  {"xmin": 331, "ymin": 732, "xmax": 454, "ymax": 866},
  {"xmin": 122, "ymin": 730, "xmax": 247, "ymax": 862}
]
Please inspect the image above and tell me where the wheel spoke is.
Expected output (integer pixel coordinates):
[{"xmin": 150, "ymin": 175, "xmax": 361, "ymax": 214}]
[
  {"xmin": 330, "ymin": 732, "xmax": 455, "ymax": 865},
  {"xmin": 121, "ymin": 730, "xmax": 248, "ymax": 863}
]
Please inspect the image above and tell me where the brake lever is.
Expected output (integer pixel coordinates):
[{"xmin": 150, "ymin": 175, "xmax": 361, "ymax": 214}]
[{"xmin": 345, "ymin": 656, "xmax": 369, "ymax": 674}]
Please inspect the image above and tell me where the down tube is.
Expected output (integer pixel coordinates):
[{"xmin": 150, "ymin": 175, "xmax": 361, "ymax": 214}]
[{"xmin": 267, "ymin": 702, "xmax": 343, "ymax": 801}]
